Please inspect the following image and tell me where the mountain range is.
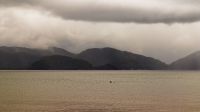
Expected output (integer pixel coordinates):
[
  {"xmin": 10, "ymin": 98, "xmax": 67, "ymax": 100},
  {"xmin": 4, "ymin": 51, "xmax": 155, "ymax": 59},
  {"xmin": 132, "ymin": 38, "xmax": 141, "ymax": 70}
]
[{"xmin": 0, "ymin": 46, "xmax": 199, "ymax": 70}]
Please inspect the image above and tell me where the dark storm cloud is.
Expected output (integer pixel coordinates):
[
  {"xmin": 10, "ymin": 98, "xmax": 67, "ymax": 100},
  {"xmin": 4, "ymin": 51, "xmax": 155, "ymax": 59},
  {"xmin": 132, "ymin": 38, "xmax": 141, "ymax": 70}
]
[{"xmin": 1, "ymin": 0, "xmax": 200, "ymax": 23}]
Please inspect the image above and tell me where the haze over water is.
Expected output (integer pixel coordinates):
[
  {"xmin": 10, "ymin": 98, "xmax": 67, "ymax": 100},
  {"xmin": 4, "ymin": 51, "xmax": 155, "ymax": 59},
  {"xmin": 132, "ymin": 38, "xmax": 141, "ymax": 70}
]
[{"xmin": 1, "ymin": 71, "xmax": 200, "ymax": 112}]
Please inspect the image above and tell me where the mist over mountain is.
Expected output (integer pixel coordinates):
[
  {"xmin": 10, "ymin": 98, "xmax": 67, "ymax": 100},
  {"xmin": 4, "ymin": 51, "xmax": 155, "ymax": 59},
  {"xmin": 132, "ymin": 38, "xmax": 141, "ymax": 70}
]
[
  {"xmin": 170, "ymin": 51, "xmax": 200, "ymax": 70},
  {"xmin": 0, "ymin": 46, "xmax": 73, "ymax": 69},
  {"xmin": 0, "ymin": 0, "xmax": 200, "ymax": 64},
  {"xmin": 0, "ymin": 46, "xmax": 74, "ymax": 57}
]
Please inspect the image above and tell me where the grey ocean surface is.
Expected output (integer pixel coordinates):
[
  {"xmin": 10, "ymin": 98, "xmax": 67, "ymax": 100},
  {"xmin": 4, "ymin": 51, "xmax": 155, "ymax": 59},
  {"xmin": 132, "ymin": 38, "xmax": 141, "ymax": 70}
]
[{"xmin": 0, "ymin": 71, "xmax": 200, "ymax": 112}]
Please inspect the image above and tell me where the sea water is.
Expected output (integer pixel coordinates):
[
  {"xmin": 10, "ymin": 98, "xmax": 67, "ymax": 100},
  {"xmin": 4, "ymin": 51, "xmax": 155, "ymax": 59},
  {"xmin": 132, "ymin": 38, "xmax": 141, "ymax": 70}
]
[{"xmin": 0, "ymin": 71, "xmax": 200, "ymax": 112}]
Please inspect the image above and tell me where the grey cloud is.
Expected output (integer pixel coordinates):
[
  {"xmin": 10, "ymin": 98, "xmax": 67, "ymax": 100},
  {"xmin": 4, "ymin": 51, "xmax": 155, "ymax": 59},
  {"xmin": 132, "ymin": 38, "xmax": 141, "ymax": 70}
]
[
  {"xmin": 1, "ymin": 0, "xmax": 200, "ymax": 23},
  {"xmin": 175, "ymin": 0, "xmax": 200, "ymax": 4},
  {"xmin": 51, "ymin": 6, "xmax": 200, "ymax": 23},
  {"xmin": 0, "ymin": 0, "xmax": 36, "ymax": 6}
]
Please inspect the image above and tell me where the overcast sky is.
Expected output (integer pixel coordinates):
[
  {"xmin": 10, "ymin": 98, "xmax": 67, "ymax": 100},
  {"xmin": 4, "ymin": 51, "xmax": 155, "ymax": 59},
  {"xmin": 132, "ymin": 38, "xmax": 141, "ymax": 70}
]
[{"xmin": 0, "ymin": 0, "xmax": 200, "ymax": 63}]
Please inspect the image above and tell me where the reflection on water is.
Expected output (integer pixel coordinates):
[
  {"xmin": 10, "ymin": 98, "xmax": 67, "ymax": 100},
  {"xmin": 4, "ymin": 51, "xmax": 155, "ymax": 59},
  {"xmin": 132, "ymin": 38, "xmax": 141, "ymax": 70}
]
[{"xmin": 0, "ymin": 71, "xmax": 200, "ymax": 112}]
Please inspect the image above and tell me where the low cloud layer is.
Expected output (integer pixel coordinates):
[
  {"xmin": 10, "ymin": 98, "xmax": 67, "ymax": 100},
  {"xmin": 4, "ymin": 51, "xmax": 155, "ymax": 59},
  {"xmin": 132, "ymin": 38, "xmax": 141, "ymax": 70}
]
[
  {"xmin": 1, "ymin": 0, "xmax": 200, "ymax": 23},
  {"xmin": 0, "ymin": 0, "xmax": 200, "ymax": 63}
]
